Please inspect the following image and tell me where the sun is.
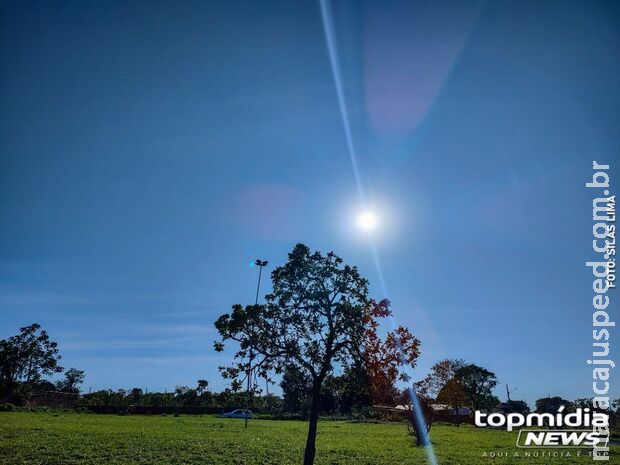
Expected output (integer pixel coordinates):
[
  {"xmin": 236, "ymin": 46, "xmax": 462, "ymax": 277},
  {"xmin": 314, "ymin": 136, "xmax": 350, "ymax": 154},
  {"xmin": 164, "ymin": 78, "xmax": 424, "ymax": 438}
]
[{"xmin": 356, "ymin": 210, "xmax": 378, "ymax": 233}]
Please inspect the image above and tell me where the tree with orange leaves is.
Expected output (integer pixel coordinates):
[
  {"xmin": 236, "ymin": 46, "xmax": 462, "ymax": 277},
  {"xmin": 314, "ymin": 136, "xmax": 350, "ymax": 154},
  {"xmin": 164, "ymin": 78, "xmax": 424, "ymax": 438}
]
[{"xmin": 363, "ymin": 299, "xmax": 421, "ymax": 406}]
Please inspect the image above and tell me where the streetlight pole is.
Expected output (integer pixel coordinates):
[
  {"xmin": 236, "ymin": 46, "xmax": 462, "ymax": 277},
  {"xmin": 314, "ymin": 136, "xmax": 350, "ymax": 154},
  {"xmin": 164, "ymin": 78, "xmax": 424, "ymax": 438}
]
[
  {"xmin": 246, "ymin": 259, "xmax": 268, "ymax": 429},
  {"xmin": 254, "ymin": 260, "xmax": 267, "ymax": 306},
  {"xmin": 506, "ymin": 384, "xmax": 517, "ymax": 403}
]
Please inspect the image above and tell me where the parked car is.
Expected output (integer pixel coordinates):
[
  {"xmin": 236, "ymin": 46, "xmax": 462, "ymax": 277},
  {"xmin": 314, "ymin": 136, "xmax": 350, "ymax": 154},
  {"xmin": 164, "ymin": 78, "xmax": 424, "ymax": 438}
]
[{"xmin": 218, "ymin": 409, "xmax": 253, "ymax": 419}]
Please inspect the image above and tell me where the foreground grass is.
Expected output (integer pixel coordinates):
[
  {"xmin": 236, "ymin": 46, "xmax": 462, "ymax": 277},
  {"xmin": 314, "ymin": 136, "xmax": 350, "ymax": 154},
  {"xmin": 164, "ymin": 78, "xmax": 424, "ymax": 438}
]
[{"xmin": 0, "ymin": 411, "xmax": 616, "ymax": 465}]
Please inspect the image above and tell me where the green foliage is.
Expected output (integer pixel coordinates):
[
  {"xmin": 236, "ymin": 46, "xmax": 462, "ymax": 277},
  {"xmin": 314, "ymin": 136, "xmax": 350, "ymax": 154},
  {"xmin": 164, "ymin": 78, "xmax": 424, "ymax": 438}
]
[
  {"xmin": 76, "ymin": 384, "xmax": 284, "ymax": 414},
  {"xmin": 196, "ymin": 379, "xmax": 209, "ymax": 395},
  {"xmin": 57, "ymin": 368, "xmax": 85, "ymax": 393},
  {"xmin": 0, "ymin": 403, "xmax": 15, "ymax": 411},
  {"xmin": 436, "ymin": 378, "xmax": 468, "ymax": 413},
  {"xmin": 333, "ymin": 363, "xmax": 372, "ymax": 415},
  {"xmin": 454, "ymin": 364, "xmax": 499, "ymax": 412},
  {"xmin": 500, "ymin": 400, "xmax": 530, "ymax": 414},
  {"xmin": 215, "ymin": 244, "xmax": 377, "ymax": 465},
  {"xmin": 215, "ymin": 244, "xmax": 370, "ymax": 386},
  {"xmin": 0, "ymin": 323, "xmax": 63, "ymax": 403},
  {"xmin": 281, "ymin": 367, "xmax": 312, "ymax": 417},
  {"xmin": 535, "ymin": 396, "xmax": 574, "ymax": 414},
  {"xmin": 415, "ymin": 358, "xmax": 465, "ymax": 400},
  {"xmin": 415, "ymin": 360, "xmax": 499, "ymax": 413}
]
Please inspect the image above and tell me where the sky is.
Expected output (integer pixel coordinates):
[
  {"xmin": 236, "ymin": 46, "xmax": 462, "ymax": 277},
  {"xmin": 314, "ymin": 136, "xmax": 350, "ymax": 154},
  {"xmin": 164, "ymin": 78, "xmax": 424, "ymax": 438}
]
[{"xmin": 1, "ymin": 0, "xmax": 619, "ymax": 406}]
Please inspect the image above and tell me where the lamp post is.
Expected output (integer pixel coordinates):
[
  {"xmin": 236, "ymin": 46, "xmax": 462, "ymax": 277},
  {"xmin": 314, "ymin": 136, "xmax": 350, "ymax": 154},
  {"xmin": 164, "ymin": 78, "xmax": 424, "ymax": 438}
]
[
  {"xmin": 254, "ymin": 259, "xmax": 268, "ymax": 306},
  {"xmin": 246, "ymin": 259, "xmax": 268, "ymax": 429}
]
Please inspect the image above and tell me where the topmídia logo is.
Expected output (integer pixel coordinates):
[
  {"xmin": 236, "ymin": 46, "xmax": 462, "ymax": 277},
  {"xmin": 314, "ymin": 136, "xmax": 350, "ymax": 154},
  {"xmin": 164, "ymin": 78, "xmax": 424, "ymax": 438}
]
[{"xmin": 475, "ymin": 407, "xmax": 609, "ymax": 449}]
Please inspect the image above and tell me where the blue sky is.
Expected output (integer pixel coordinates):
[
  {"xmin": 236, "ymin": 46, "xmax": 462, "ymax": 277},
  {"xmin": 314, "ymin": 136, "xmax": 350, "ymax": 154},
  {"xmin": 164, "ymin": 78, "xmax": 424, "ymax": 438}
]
[{"xmin": 1, "ymin": 0, "xmax": 619, "ymax": 406}]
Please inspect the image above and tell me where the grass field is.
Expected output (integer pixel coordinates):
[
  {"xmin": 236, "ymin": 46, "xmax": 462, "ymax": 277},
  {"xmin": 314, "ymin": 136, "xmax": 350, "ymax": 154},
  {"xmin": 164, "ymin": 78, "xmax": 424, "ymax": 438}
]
[{"xmin": 0, "ymin": 412, "xmax": 617, "ymax": 465}]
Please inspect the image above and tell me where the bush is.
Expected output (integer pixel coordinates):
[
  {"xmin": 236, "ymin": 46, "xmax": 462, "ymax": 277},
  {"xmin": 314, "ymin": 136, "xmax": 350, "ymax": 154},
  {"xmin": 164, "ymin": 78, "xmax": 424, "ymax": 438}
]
[{"xmin": 0, "ymin": 403, "xmax": 15, "ymax": 411}]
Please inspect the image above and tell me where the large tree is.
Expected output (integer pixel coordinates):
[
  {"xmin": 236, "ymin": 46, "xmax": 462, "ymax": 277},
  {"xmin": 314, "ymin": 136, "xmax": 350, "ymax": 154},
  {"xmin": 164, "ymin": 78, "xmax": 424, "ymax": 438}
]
[
  {"xmin": 215, "ymin": 244, "xmax": 413, "ymax": 465},
  {"xmin": 436, "ymin": 377, "xmax": 468, "ymax": 417},
  {"xmin": 501, "ymin": 400, "xmax": 530, "ymax": 414},
  {"xmin": 535, "ymin": 396, "xmax": 573, "ymax": 414},
  {"xmin": 0, "ymin": 323, "xmax": 63, "ymax": 402},
  {"xmin": 415, "ymin": 358, "xmax": 465, "ymax": 400},
  {"xmin": 416, "ymin": 359, "xmax": 499, "ymax": 415},
  {"xmin": 57, "ymin": 367, "xmax": 85, "ymax": 393},
  {"xmin": 455, "ymin": 363, "xmax": 499, "ymax": 412}
]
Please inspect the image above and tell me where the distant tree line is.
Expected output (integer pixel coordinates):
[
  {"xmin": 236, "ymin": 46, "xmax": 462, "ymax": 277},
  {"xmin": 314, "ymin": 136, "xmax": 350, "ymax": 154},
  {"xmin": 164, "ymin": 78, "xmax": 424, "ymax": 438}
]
[
  {"xmin": 1, "ymin": 322, "xmax": 619, "ymax": 427},
  {"xmin": 78, "ymin": 383, "xmax": 279, "ymax": 414},
  {"xmin": 0, "ymin": 323, "xmax": 84, "ymax": 405}
]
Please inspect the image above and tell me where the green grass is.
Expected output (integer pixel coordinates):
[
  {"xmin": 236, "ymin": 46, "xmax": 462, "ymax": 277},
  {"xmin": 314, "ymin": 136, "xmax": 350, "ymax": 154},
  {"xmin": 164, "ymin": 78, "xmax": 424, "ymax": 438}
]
[{"xmin": 0, "ymin": 411, "xmax": 617, "ymax": 464}]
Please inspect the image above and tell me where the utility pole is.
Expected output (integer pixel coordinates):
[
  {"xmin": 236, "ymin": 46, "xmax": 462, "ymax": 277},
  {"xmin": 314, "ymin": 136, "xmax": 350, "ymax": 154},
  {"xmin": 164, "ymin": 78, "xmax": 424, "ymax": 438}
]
[
  {"xmin": 246, "ymin": 259, "xmax": 268, "ymax": 429},
  {"xmin": 506, "ymin": 384, "xmax": 517, "ymax": 402}
]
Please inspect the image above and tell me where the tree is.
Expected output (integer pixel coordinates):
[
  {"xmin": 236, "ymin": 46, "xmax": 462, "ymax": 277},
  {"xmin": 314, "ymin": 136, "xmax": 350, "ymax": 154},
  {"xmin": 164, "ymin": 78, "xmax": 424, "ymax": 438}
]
[
  {"xmin": 215, "ymin": 244, "xmax": 400, "ymax": 465},
  {"xmin": 363, "ymin": 300, "xmax": 421, "ymax": 406},
  {"xmin": 535, "ymin": 396, "xmax": 573, "ymax": 414},
  {"xmin": 174, "ymin": 385, "xmax": 198, "ymax": 406},
  {"xmin": 573, "ymin": 398, "xmax": 593, "ymax": 410},
  {"xmin": 32, "ymin": 379, "xmax": 56, "ymax": 393},
  {"xmin": 129, "ymin": 388, "xmax": 143, "ymax": 404},
  {"xmin": 280, "ymin": 366, "xmax": 312, "ymax": 417},
  {"xmin": 333, "ymin": 362, "xmax": 371, "ymax": 415},
  {"xmin": 0, "ymin": 323, "xmax": 63, "ymax": 402},
  {"xmin": 415, "ymin": 360, "xmax": 499, "ymax": 417},
  {"xmin": 455, "ymin": 363, "xmax": 499, "ymax": 412},
  {"xmin": 501, "ymin": 400, "xmax": 530, "ymax": 414},
  {"xmin": 196, "ymin": 379, "xmax": 209, "ymax": 395},
  {"xmin": 57, "ymin": 368, "xmax": 85, "ymax": 393},
  {"xmin": 415, "ymin": 358, "xmax": 465, "ymax": 400},
  {"xmin": 436, "ymin": 377, "xmax": 468, "ymax": 417}
]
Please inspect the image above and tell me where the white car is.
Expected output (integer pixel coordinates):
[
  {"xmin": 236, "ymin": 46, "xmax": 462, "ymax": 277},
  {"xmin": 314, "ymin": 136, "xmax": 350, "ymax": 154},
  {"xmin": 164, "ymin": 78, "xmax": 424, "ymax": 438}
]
[{"xmin": 218, "ymin": 409, "xmax": 253, "ymax": 419}]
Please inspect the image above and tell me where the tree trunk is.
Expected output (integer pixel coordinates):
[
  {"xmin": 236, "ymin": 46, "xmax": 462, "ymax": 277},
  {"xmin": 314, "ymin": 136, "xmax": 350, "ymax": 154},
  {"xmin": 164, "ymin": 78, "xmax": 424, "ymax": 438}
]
[{"xmin": 303, "ymin": 384, "xmax": 322, "ymax": 465}]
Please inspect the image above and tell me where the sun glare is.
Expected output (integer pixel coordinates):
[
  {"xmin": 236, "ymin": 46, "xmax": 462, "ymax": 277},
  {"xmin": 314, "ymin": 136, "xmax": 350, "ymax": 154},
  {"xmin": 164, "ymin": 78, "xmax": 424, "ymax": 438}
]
[{"xmin": 356, "ymin": 210, "xmax": 378, "ymax": 233}]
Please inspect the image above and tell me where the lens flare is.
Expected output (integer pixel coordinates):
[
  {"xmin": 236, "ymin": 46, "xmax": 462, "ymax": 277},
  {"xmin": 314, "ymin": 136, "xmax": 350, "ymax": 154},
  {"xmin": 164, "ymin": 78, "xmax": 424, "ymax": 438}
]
[{"xmin": 320, "ymin": 1, "xmax": 438, "ymax": 463}]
